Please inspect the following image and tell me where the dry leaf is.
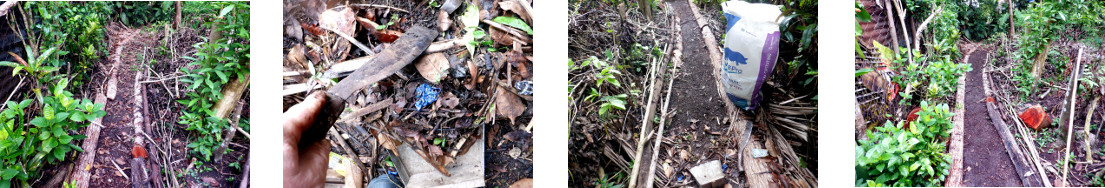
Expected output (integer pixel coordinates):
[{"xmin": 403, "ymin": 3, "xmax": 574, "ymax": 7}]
[
  {"xmin": 428, "ymin": 145, "xmax": 444, "ymax": 156},
  {"xmin": 498, "ymin": 1, "xmax": 531, "ymax": 24},
  {"xmin": 439, "ymin": 92, "xmax": 460, "ymax": 108},
  {"xmin": 375, "ymin": 29, "xmax": 403, "ymax": 43},
  {"xmin": 318, "ymin": 6, "xmax": 355, "ymax": 60},
  {"xmin": 437, "ymin": 10, "xmax": 452, "ymax": 32},
  {"xmin": 415, "ymin": 53, "xmax": 450, "ymax": 83},
  {"xmin": 663, "ymin": 162, "xmax": 674, "ymax": 178},
  {"xmin": 489, "ymin": 27, "xmax": 513, "ymax": 47},
  {"xmin": 509, "ymin": 178, "xmax": 534, "ymax": 188},
  {"xmin": 494, "ymin": 85, "xmax": 526, "ymax": 123}
]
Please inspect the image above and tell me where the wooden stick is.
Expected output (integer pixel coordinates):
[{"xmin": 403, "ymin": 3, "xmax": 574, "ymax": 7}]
[
  {"xmin": 1062, "ymin": 47, "xmax": 1084, "ymax": 186},
  {"xmin": 644, "ymin": 50, "xmax": 676, "ymax": 188},
  {"xmin": 913, "ymin": 6, "xmax": 943, "ymax": 52},
  {"xmin": 239, "ymin": 156, "xmax": 250, "ymax": 188},
  {"xmin": 1001, "ymin": 91, "xmax": 1052, "ymax": 187},
  {"xmin": 112, "ymin": 159, "xmax": 131, "ymax": 180},
  {"xmin": 481, "ymin": 20, "xmax": 532, "ymax": 42},
  {"xmin": 643, "ymin": 7, "xmax": 680, "ymax": 187},
  {"xmin": 320, "ymin": 25, "xmax": 374, "ymax": 56},
  {"xmin": 329, "ymin": 128, "xmax": 368, "ymax": 183},
  {"xmin": 627, "ymin": 37, "xmax": 664, "ymax": 188}
]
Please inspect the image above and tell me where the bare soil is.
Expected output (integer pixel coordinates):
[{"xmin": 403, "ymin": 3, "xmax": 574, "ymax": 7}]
[
  {"xmin": 75, "ymin": 23, "xmax": 249, "ymax": 187},
  {"xmin": 963, "ymin": 49, "xmax": 1023, "ymax": 187},
  {"xmin": 657, "ymin": 0, "xmax": 740, "ymax": 186}
]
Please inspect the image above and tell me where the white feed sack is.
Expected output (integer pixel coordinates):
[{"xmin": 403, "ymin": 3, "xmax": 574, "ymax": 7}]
[{"xmin": 720, "ymin": 0, "xmax": 781, "ymax": 111}]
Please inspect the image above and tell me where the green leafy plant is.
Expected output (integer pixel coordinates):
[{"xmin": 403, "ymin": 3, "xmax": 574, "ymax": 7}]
[
  {"xmin": 113, "ymin": 1, "xmax": 176, "ymax": 26},
  {"xmin": 856, "ymin": 101, "xmax": 953, "ymax": 187},
  {"xmin": 0, "ymin": 78, "xmax": 104, "ymax": 187},
  {"xmin": 598, "ymin": 94, "xmax": 627, "ymax": 116},
  {"xmin": 23, "ymin": 1, "xmax": 112, "ymax": 87},
  {"xmin": 595, "ymin": 171, "xmax": 626, "ymax": 188},
  {"xmin": 177, "ymin": 1, "xmax": 250, "ymax": 161}
]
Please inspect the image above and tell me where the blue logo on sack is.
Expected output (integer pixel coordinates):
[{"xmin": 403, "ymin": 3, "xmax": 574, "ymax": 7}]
[{"xmin": 724, "ymin": 48, "xmax": 748, "ymax": 65}]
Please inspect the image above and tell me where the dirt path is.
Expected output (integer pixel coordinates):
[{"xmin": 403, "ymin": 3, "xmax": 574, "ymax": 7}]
[
  {"xmin": 657, "ymin": 0, "xmax": 735, "ymax": 186},
  {"xmin": 89, "ymin": 26, "xmax": 144, "ymax": 187},
  {"xmin": 962, "ymin": 49, "xmax": 1022, "ymax": 187}
]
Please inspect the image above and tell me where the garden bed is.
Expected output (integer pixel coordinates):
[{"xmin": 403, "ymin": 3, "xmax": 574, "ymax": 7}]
[{"xmin": 0, "ymin": 2, "xmax": 251, "ymax": 187}]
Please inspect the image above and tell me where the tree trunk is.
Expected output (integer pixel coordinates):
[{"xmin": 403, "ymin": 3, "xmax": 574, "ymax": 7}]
[
  {"xmin": 638, "ymin": 0, "xmax": 652, "ymax": 21},
  {"xmin": 1009, "ymin": 0, "xmax": 1015, "ymax": 36},
  {"xmin": 174, "ymin": 1, "xmax": 182, "ymax": 30}
]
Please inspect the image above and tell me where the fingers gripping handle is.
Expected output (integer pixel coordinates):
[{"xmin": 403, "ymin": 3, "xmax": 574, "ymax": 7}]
[{"xmin": 299, "ymin": 92, "xmax": 345, "ymax": 149}]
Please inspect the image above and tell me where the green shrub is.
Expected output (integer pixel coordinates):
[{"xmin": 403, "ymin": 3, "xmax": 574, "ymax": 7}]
[
  {"xmin": 856, "ymin": 101, "xmax": 953, "ymax": 187},
  {"xmin": 177, "ymin": 1, "xmax": 250, "ymax": 161},
  {"xmin": 23, "ymin": 1, "xmax": 112, "ymax": 87},
  {"xmin": 888, "ymin": 47, "xmax": 971, "ymax": 104},
  {"xmin": 113, "ymin": 1, "xmax": 176, "ymax": 27},
  {"xmin": 0, "ymin": 78, "xmax": 104, "ymax": 187}
]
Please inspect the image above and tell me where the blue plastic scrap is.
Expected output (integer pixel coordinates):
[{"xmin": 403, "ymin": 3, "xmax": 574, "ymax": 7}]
[
  {"xmin": 514, "ymin": 80, "xmax": 533, "ymax": 95},
  {"xmin": 722, "ymin": 164, "xmax": 728, "ymax": 170},
  {"xmin": 414, "ymin": 83, "xmax": 440, "ymax": 111}
]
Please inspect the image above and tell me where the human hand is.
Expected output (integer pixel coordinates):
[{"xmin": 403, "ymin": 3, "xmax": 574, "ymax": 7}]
[{"xmin": 284, "ymin": 92, "xmax": 331, "ymax": 187}]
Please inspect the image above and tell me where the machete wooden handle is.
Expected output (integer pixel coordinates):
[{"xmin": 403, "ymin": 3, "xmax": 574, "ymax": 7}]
[{"xmin": 299, "ymin": 92, "xmax": 346, "ymax": 149}]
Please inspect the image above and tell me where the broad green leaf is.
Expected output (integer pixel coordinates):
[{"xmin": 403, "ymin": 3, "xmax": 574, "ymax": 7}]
[
  {"xmin": 492, "ymin": 16, "xmax": 533, "ymax": 35},
  {"xmin": 219, "ymin": 5, "xmax": 235, "ymax": 18},
  {"xmin": 70, "ymin": 112, "xmax": 85, "ymax": 122},
  {"xmin": 43, "ymin": 104, "xmax": 54, "ymax": 121},
  {"xmin": 0, "ymin": 169, "xmax": 17, "ymax": 179}
]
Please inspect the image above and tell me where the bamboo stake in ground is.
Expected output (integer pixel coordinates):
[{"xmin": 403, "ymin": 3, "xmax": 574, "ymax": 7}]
[
  {"xmin": 627, "ymin": 38, "xmax": 666, "ymax": 188},
  {"xmin": 643, "ymin": 9, "xmax": 681, "ymax": 187},
  {"xmin": 1061, "ymin": 47, "xmax": 1083, "ymax": 186}
]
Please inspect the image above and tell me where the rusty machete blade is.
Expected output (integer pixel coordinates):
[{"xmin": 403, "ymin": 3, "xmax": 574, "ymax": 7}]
[{"xmin": 300, "ymin": 26, "xmax": 439, "ymax": 148}]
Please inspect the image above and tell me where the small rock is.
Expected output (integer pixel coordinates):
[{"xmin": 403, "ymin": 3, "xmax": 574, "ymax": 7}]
[
  {"xmin": 1019, "ymin": 104, "xmax": 1049, "ymax": 130},
  {"xmin": 508, "ymin": 147, "xmax": 522, "ymax": 159},
  {"xmin": 116, "ymin": 158, "xmax": 127, "ymax": 165}
]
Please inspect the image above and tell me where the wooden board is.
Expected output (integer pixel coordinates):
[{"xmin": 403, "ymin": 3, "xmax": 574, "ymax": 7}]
[{"xmin": 395, "ymin": 137, "xmax": 485, "ymax": 188}]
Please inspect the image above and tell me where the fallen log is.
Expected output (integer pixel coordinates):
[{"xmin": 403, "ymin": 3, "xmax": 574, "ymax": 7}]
[
  {"xmin": 68, "ymin": 94, "xmax": 107, "ymax": 188},
  {"xmin": 213, "ymin": 73, "xmax": 250, "ymax": 162},
  {"xmin": 945, "ymin": 58, "xmax": 967, "ymax": 187},
  {"xmin": 983, "ymin": 66, "xmax": 1036, "ymax": 186}
]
